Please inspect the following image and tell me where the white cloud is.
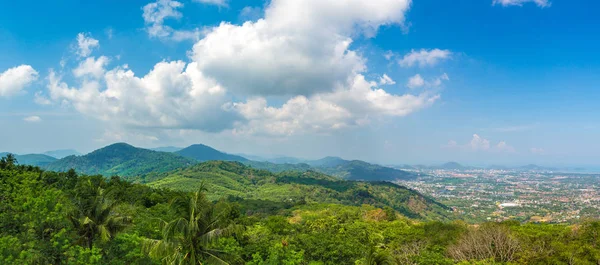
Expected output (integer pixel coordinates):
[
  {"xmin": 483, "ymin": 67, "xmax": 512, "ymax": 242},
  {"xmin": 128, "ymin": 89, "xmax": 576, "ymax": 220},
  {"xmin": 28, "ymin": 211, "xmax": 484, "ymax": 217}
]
[
  {"xmin": 399, "ymin": 49, "xmax": 452, "ymax": 67},
  {"xmin": 142, "ymin": 0, "xmax": 200, "ymax": 41},
  {"xmin": 76, "ymin": 33, "xmax": 99, "ymax": 57},
  {"xmin": 407, "ymin": 73, "xmax": 449, "ymax": 89},
  {"xmin": 469, "ymin": 134, "xmax": 491, "ymax": 151},
  {"xmin": 493, "ymin": 0, "xmax": 550, "ymax": 7},
  {"xmin": 447, "ymin": 134, "xmax": 516, "ymax": 153},
  {"xmin": 73, "ymin": 56, "xmax": 110, "ymax": 79},
  {"xmin": 23, "ymin": 116, "xmax": 41, "ymax": 122},
  {"xmin": 43, "ymin": 1, "xmax": 441, "ymax": 137},
  {"xmin": 191, "ymin": 0, "xmax": 411, "ymax": 96},
  {"xmin": 0, "ymin": 65, "xmax": 39, "ymax": 97},
  {"xmin": 496, "ymin": 141, "xmax": 516, "ymax": 153},
  {"xmin": 379, "ymin": 74, "xmax": 396, "ymax": 85},
  {"xmin": 233, "ymin": 75, "xmax": 439, "ymax": 136},
  {"xmin": 193, "ymin": 0, "xmax": 227, "ymax": 7},
  {"xmin": 407, "ymin": 74, "xmax": 425, "ymax": 89}
]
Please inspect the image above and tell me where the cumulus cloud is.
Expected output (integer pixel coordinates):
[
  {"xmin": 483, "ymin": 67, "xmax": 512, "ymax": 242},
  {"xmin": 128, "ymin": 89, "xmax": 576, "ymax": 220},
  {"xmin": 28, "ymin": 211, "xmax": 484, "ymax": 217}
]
[
  {"xmin": 193, "ymin": 0, "xmax": 227, "ymax": 7},
  {"xmin": 142, "ymin": 0, "xmax": 201, "ymax": 41},
  {"xmin": 493, "ymin": 0, "xmax": 550, "ymax": 7},
  {"xmin": 23, "ymin": 116, "xmax": 41, "ymax": 122},
  {"xmin": 76, "ymin": 33, "xmax": 99, "ymax": 57},
  {"xmin": 191, "ymin": 0, "xmax": 411, "ymax": 96},
  {"xmin": 447, "ymin": 134, "xmax": 516, "ymax": 153},
  {"xmin": 73, "ymin": 56, "xmax": 110, "ymax": 79},
  {"xmin": 239, "ymin": 6, "xmax": 262, "ymax": 21},
  {"xmin": 399, "ymin": 49, "xmax": 452, "ymax": 67},
  {"xmin": 43, "ymin": 0, "xmax": 442, "ymax": 137},
  {"xmin": 0, "ymin": 65, "xmax": 39, "ymax": 97},
  {"xmin": 407, "ymin": 73, "xmax": 449, "ymax": 89}
]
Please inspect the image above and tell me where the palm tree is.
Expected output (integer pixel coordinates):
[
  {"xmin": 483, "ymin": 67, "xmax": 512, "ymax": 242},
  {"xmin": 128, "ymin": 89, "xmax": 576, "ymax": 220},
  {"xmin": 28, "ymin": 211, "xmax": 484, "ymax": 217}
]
[
  {"xmin": 144, "ymin": 185, "xmax": 243, "ymax": 265},
  {"xmin": 359, "ymin": 246, "xmax": 395, "ymax": 265},
  {"xmin": 70, "ymin": 179, "xmax": 131, "ymax": 249}
]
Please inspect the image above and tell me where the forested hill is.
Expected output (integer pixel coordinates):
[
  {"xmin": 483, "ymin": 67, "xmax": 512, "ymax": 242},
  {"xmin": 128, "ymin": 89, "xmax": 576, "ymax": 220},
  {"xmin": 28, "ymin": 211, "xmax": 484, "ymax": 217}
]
[
  {"xmin": 175, "ymin": 144, "xmax": 249, "ymax": 162},
  {"xmin": 44, "ymin": 143, "xmax": 194, "ymax": 177},
  {"xmin": 247, "ymin": 157, "xmax": 420, "ymax": 181},
  {"xmin": 147, "ymin": 161, "xmax": 449, "ymax": 220},
  {"xmin": 0, "ymin": 152, "xmax": 58, "ymax": 167}
]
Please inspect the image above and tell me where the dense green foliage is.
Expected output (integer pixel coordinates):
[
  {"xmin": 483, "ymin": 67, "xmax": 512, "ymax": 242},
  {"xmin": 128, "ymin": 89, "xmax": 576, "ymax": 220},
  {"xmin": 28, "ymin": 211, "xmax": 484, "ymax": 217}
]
[
  {"xmin": 176, "ymin": 144, "xmax": 249, "ymax": 163},
  {"xmin": 3, "ymin": 154, "xmax": 600, "ymax": 264},
  {"xmin": 146, "ymin": 161, "xmax": 449, "ymax": 220},
  {"xmin": 44, "ymin": 143, "xmax": 194, "ymax": 178}
]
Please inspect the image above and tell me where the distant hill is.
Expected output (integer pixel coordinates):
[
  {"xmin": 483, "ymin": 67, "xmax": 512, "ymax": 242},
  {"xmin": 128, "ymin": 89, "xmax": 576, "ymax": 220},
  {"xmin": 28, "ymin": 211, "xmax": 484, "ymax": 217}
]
[
  {"xmin": 439, "ymin": 162, "xmax": 466, "ymax": 170},
  {"xmin": 247, "ymin": 156, "xmax": 418, "ymax": 182},
  {"xmin": 306, "ymin": 156, "xmax": 348, "ymax": 167},
  {"xmin": 175, "ymin": 144, "xmax": 248, "ymax": 162},
  {"xmin": 150, "ymin": 146, "xmax": 183, "ymax": 152},
  {"xmin": 0, "ymin": 152, "xmax": 58, "ymax": 167},
  {"xmin": 45, "ymin": 143, "xmax": 193, "ymax": 178},
  {"xmin": 43, "ymin": 149, "xmax": 81, "ymax": 159},
  {"xmin": 148, "ymin": 161, "xmax": 451, "ymax": 220}
]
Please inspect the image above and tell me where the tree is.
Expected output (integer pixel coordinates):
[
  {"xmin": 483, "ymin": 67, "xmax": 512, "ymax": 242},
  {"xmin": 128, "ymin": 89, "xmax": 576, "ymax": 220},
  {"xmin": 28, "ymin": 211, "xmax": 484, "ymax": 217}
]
[
  {"xmin": 0, "ymin": 154, "xmax": 17, "ymax": 169},
  {"xmin": 143, "ymin": 185, "xmax": 244, "ymax": 264},
  {"xmin": 70, "ymin": 179, "xmax": 131, "ymax": 249}
]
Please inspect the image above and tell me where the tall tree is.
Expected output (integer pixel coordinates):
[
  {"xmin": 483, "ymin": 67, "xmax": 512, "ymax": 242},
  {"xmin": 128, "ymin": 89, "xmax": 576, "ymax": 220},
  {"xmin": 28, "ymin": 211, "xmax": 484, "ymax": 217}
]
[
  {"xmin": 70, "ymin": 179, "xmax": 131, "ymax": 249},
  {"xmin": 144, "ymin": 185, "xmax": 243, "ymax": 265}
]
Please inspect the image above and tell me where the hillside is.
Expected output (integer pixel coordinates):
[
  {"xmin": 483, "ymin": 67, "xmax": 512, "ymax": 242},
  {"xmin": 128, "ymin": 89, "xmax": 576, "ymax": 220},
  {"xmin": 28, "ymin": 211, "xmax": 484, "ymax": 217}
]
[
  {"xmin": 148, "ymin": 161, "xmax": 450, "ymax": 220},
  {"xmin": 248, "ymin": 156, "xmax": 418, "ymax": 181},
  {"xmin": 176, "ymin": 144, "xmax": 248, "ymax": 162},
  {"xmin": 0, "ymin": 152, "xmax": 58, "ymax": 167},
  {"xmin": 44, "ymin": 143, "xmax": 193, "ymax": 178}
]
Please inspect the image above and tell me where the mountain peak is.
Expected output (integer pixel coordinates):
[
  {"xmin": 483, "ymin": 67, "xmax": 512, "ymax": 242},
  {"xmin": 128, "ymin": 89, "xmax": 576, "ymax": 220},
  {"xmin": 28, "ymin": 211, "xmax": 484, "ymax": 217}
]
[{"xmin": 176, "ymin": 144, "xmax": 248, "ymax": 162}]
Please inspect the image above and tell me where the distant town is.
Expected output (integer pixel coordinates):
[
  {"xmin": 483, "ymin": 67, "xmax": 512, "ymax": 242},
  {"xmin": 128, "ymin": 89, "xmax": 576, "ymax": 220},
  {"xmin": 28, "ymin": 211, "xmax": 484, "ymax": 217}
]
[{"xmin": 396, "ymin": 167, "xmax": 600, "ymax": 223}]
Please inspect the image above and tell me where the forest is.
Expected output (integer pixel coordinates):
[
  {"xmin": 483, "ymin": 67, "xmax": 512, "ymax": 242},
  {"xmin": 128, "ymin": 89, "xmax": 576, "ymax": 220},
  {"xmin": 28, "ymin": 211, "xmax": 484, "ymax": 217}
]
[{"xmin": 1, "ymin": 154, "xmax": 600, "ymax": 265}]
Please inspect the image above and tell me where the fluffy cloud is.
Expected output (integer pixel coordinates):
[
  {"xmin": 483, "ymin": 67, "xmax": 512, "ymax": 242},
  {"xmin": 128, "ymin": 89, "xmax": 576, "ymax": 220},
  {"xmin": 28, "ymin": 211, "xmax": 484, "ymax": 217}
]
[
  {"xmin": 193, "ymin": 0, "xmax": 227, "ymax": 7},
  {"xmin": 73, "ymin": 56, "xmax": 110, "ymax": 79},
  {"xmin": 43, "ymin": 0, "xmax": 443, "ymax": 137},
  {"xmin": 23, "ymin": 116, "xmax": 41, "ymax": 122},
  {"xmin": 191, "ymin": 0, "xmax": 411, "ymax": 96},
  {"xmin": 233, "ymin": 75, "xmax": 439, "ymax": 136},
  {"xmin": 493, "ymin": 0, "xmax": 550, "ymax": 7},
  {"xmin": 46, "ymin": 60, "xmax": 239, "ymax": 132},
  {"xmin": 76, "ymin": 33, "xmax": 99, "ymax": 57},
  {"xmin": 469, "ymin": 134, "xmax": 491, "ymax": 151},
  {"xmin": 407, "ymin": 73, "xmax": 448, "ymax": 89},
  {"xmin": 407, "ymin": 74, "xmax": 425, "ymax": 89},
  {"xmin": 0, "ymin": 65, "xmax": 39, "ymax": 97},
  {"xmin": 142, "ymin": 0, "xmax": 201, "ymax": 41},
  {"xmin": 399, "ymin": 49, "xmax": 452, "ymax": 67}
]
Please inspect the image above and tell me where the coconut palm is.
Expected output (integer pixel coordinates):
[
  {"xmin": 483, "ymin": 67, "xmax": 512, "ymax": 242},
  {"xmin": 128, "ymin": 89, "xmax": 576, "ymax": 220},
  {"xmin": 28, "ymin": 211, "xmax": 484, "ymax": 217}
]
[
  {"xmin": 144, "ymin": 185, "xmax": 243, "ymax": 265},
  {"xmin": 70, "ymin": 179, "xmax": 131, "ymax": 249}
]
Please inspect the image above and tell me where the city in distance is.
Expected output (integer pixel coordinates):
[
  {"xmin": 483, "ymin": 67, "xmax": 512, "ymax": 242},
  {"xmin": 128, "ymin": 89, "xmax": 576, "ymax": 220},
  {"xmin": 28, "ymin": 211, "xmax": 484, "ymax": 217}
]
[{"xmin": 2, "ymin": 0, "xmax": 600, "ymax": 264}]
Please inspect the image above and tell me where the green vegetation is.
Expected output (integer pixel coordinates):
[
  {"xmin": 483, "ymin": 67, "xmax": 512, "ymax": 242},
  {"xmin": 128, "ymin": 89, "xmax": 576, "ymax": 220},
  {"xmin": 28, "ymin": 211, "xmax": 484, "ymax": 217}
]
[
  {"xmin": 3, "ymin": 154, "xmax": 600, "ymax": 264},
  {"xmin": 45, "ymin": 143, "xmax": 194, "ymax": 178},
  {"xmin": 146, "ymin": 161, "xmax": 449, "ymax": 220}
]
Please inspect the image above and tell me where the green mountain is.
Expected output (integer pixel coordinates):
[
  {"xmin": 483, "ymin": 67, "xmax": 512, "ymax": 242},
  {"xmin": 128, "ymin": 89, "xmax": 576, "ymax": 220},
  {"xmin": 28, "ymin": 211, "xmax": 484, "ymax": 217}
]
[
  {"xmin": 176, "ymin": 144, "xmax": 248, "ymax": 162},
  {"xmin": 43, "ymin": 149, "xmax": 82, "ymax": 159},
  {"xmin": 0, "ymin": 152, "xmax": 58, "ymax": 167},
  {"xmin": 248, "ymin": 156, "xmax": 418, "ymax": 181},
  {"xmin": 44, "ymin": 143, "xmax": 194, "ymax": 178},
  {"xmin": 148, "ymin": 161, "xmax": 450, "ymax": 220}
]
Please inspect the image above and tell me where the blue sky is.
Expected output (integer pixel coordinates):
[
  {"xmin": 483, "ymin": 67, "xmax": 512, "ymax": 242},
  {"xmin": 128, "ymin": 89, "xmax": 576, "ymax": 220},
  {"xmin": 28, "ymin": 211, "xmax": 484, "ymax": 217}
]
[{"xmin": 1, "ymin": 0, "xmax": 599, "ymax": 166}]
